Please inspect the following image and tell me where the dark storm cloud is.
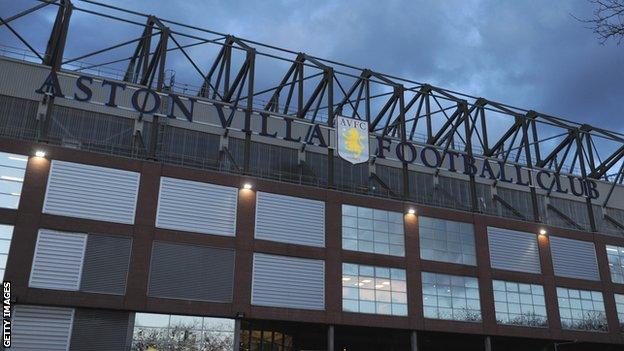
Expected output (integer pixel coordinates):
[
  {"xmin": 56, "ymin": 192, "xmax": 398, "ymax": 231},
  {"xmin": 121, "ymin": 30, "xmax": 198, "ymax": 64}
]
[{"xmin": 2, "ymin": 0, "xmax": 623, "ymax": 131}]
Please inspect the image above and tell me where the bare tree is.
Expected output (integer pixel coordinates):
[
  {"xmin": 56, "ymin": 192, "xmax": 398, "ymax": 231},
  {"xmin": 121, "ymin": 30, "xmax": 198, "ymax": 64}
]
[
  {"xmin": 575, "ymin": 0, "xmax": 624, "ymax": 44},
  {"xmin": 132, "ymin": 324, "xmax": 234, "ymax": 351}
]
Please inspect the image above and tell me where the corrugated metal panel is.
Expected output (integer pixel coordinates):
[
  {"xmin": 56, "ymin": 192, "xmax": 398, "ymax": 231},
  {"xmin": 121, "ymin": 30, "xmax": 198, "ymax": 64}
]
[
  {"xmin": 43, "ymin": 160, "xmax": 140, "ymax": 224},
  {"xmin": 0, "ymin": 59, "xmax": 50, "ymax": 100},
  {"xmin": 161, "ymin": 128, "xmax": 221, "ymax": 169},
  {"xmin": 156, "ymin": 177, "xmax": 238, "ymax": 236},
  {"xmin": 48, "ymin": 105, "xmax": 136, "ymax": 158},
  {"xmin": 550, "ymin": 236, "xmax": 600, "ymax": 281},
  {"xmin": 487, "ymin": 227, "xmax": 541, "ymax": 274},
  {"xmin": 29, "ymin": 230, "xmax": 87, "ymax": 291},
  {"xmin": 69, "ymin": 309, "xmax": 130, "ymax": 351},
  {"xmin": 0, "ymin": 95, "xmax": 38, "ymax": 141},
  {"xmin": 252, "ymin": 253, "xmax": 325, "ymax": 310},
  {"xmin": 80, "ymin": 235, "xmax": 132, "ymax": 295},
  {"xmin": 148, "ymin": 241, "xmax": 235, "ymax": 302},
  {"xmin": 11, "ymin": 305, "xmax": 74, "ymax": 351},
  {"xmin": 255, "ymin": 192, "xmax": 325, "ymax": 247}
]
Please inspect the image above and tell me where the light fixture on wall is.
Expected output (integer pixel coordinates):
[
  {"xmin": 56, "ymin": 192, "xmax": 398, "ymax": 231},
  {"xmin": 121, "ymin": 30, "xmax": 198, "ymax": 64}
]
[
  {"xmin": 538, "ymin": 228, "xmax": 547, "ymax": 236},
  {"xmin": 34, "ymin": 150, "xmax": 46, "ymax": 158},
  {"xmin": 407, "ymin": 208, "xmax": 416, "ymax": 215},
  {"xmin": 242, "ymin": 183, "xmax": 253, "ymax": 190}
]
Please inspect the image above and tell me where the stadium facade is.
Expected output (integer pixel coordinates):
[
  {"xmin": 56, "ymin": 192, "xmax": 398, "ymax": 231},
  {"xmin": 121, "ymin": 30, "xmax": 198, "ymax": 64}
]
[{"xmin": 2, "ymin": 1, "xmax": 624, "ymax": 350}]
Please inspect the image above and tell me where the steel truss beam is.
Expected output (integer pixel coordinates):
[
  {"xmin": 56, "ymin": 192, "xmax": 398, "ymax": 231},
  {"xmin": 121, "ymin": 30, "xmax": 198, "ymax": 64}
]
[{"xmin": 4, "ymin": 0, "xmax": 624, "ymax": 229}]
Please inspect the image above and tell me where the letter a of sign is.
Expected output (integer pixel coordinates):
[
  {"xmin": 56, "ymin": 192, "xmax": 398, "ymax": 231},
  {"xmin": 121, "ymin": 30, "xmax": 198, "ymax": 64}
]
[{"xmin": 336, "ymin": 115, "xmax": 370, "ymax": 164}]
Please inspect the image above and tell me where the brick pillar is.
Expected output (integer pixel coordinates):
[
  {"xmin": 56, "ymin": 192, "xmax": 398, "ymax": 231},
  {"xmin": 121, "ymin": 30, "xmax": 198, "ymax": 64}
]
[
  {"xmin": 6, "ymin": 155, "xmax": 50, "ymax": 298},
  {"xmin": 124, "ymin": 161, "xmax": 161, "ymax": 310},
  {"xmin": 232, "ymin": 185, "xmax": 256, "ymax": 316}
]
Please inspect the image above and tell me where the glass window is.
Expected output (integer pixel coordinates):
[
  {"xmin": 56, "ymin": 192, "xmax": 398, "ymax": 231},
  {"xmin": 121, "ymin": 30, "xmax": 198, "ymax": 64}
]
[
  {"xmin": 342, "ymin": 204, "xmax": 404, "ymax": 256},
  {"xmin": 0, "ymin": 224, "xmax": 13, "ymax": 279},
  {"xmin": 342, "ymin": 263, "xmax": 407, "ymax": 316},
  {"xmin": 615, "ymin": 294, "xmax": 624, "ymax": 330},
  {"xmin": 419, "ymin": 216, "xmax": 476, "ymax": 265},
  {"xmin": 132, "ymin": 312, "xmax": 234, "ymax": 351},
  {"xmin": 606, "ymin": 245, "xmax": 624, "ymax": 284},
  {"xmin": 239, "ymin": 322, "xmax": 295, "ymax": 351},
  {"xmin": 421, "ymin": 272, "xmax": 481, "ymax": 322},
  {"xmin": 492, "ymin": 280, "xmax": 547, "ymax": 327},
  {"xmin": 0, "ymin": 152, "xmax": 27, "ymax": 209},
  {"xmin": 556, "ymin": 287, "xmax": 607, "ymax": 332}
]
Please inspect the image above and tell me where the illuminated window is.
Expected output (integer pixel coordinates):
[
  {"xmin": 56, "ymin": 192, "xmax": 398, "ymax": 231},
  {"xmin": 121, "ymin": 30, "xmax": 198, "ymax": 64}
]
[
  {"xmin": 342, "ymin": 263, "xmax": 407, "ymax": 316},
  {"xmin": 606, "ymin": 245, "xmax": 624, "ymax": 284},
  {"xmin": 422, "ymin": 272, "xmax": 481, "ymax": 322},
  {"xmin": 132, "ymin": 313, "xmax": 234, "ymax": 350},
  {"xmin": 556, "ymin": 287, "xmax": 607, "ymax": 332},
  {"xmin": 419, "ymin": 216, "xmax": 476, "ymax": 265},
  {"xmin": 493, "ymin": 280, "xmax": 547, "ymax": 327},
  {"xmin": 614, "ymin": 294, "xmax": 624, "ymax": 330},
  {"xmin": 342, "ymin": 205, "xmax": 404, "ymax": 256},
  {"xmin": 0, "ymin": 152, "xmax": 27, "ymax": 209},
  {"xmin": 0, "ymin": 224, "xmax": 13, "ymax": 279}
]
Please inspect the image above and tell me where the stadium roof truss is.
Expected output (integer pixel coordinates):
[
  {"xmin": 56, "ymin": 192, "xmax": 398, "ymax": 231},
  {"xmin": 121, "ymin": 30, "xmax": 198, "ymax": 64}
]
[{"xmin": 3, "ymin": 0, "xmax": 624, "ymax": 231}]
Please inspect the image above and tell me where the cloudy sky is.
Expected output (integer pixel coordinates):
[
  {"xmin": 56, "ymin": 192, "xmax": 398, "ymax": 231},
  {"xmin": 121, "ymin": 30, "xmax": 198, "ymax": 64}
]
[{"xmin": 3, "ymin": 0, "xmax": 624, "ymax": 133}]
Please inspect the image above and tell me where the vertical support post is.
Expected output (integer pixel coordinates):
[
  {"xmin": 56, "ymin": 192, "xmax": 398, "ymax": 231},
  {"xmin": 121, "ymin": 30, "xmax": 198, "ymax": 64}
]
[
  {"xmin": 39, "ymin": 0, "xmax": 73, "ymax": 141},
  {"xmin": 326, "ymin": 69, "xmax": 335, "ymax": 189},
  {"xmin": 232, "ymin": 318, "xmax": 241, "ymax": 351},
  {"xmin": 522, "ymin": 112, "xmax": 542, "ymax": 223},
  {"xmin": 148, "ymin": 26, "xmax": 169, "ymax": 160},
  {"xmin": 155, "ymin": 30, "xmax": 169, "ymax": 92},
  {"xmin": 398, "ymin": 86, "xmax": 410, "ymax": 199},
  {"xmin": 410, "ymin": 331, "xmax": 418, "ymax": 351},
  {"xmin": 297, "ymin": 58, "xmax": 304, "ymax": 117},
  {"xmin": 327, "ymin": 325, "xmax": 334, "ymax": 351},
  {"xmin": 574, "ymin": 130, "xmax": 597, "ymax": 232},
  {"xmin": 484, "ymin": 336, "xmax": 492, "ymax": 351},
  {"xmin": 461, "ymin": 101, "xmax": 479, "ymax": 212},
  {"xmin": 243, "ymin": 49, "xmax": 256, "ymax": 174},
  {"xmin": 43, "ymin": 0, "xmax": 72, "ymax": 70}
]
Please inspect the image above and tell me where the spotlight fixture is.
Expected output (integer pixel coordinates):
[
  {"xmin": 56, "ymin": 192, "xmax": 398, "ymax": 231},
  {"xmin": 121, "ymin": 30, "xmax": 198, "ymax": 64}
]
[
  {"xmin": 242, "ymin": 183, "xmax": 253, "ymax": 190},
  {"xmin": 34, "ymin": 150, "xmax": 46, "ymax": 158},
  {"xmin": 407, "ymin": 208, "xmax": 416, "ymax": 215},
  {"xmin": 539, "ymin": 228, "xmax": 547, "ymax": 236}
]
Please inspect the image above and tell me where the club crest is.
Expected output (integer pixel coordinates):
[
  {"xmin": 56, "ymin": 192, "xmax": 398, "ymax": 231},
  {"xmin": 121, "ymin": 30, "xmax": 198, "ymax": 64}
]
[{"xmin": 336, "ymin": 116, "xmax": 369, "ymax": 164}]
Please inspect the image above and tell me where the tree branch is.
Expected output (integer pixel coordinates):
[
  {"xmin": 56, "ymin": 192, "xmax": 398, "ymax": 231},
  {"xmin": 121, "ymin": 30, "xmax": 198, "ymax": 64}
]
[{"xmin": 573, "ymin": 0, "xmax": 624, "ymax": 44}]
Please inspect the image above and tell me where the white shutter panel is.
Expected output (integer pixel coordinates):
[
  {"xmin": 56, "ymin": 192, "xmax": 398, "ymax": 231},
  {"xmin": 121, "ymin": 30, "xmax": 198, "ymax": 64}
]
[
  {"xmin": 43, "ymin": 161, "xmax": 140, "ymax": 224},
  {"xmin": 255, "ymin": 192, "xmax": 325, "ymax": 247},
  {"xmin": 550, "ymin": 236, "xmax": 600, "ymax": 281},
  {"xmin": 487, "ymin": 227, "xmax": 541, "ymax": 274},
  {"xmin": 156, "ymin": 177, "xmax": 238, "ymax": 236},
  {"xmin": 252, "ymin": 253, "xmax": 325, "ymax": 310},
  {"xmin": 29, "ymin": 230, "xmax": 87, "ymax": 291},
  {"xmin": 11, "ymin": 305, "xmax": 74, "ymax": 351}
]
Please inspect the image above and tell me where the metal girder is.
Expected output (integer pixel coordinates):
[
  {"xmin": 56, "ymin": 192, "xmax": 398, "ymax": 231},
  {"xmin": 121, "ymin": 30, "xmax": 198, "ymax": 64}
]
[
  {"xmin": 262, "ymin": 53, "xmax": 333, "ymax": 125},
  {"xmin": 5, "ymin": 1, "xmax": 623, "ymax": 182},
  {"xmin": 589, "ymin": 145, "xmax": 624, "ymax": 179},
  {"xmin": 198, "ymin": 35, "xmax": 254, "ymax": 103},
  {"xmin": 335, "ymin": 69, "xmax": 407, "ymax": 134},
  {"xmin": 335, "ymin": 69, "xmax": 373, "ymax": 121},
  {"xmin": 43, "ymin": 0, "xmax": 72, "ymax": 70},
  {"xmin": 1, "ymin": 0, "xmax": 56, "ymax": 25},
  {"xmin": 124, "ymin": 16, "xmax": 170, "ymax": 90},
  {"xmin": 5, "ymin": 0, "xmax": 624, "ymax": 217},
  {"xmin": 0, "ymin": 16, "xmax": 43, "ymax": 60}
]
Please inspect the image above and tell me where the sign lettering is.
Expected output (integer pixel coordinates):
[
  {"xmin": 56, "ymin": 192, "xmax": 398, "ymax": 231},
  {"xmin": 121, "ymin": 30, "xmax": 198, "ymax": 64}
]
[{"xmin": 35, "ymin": 71, "xmax": 600, "ymax": 199}]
